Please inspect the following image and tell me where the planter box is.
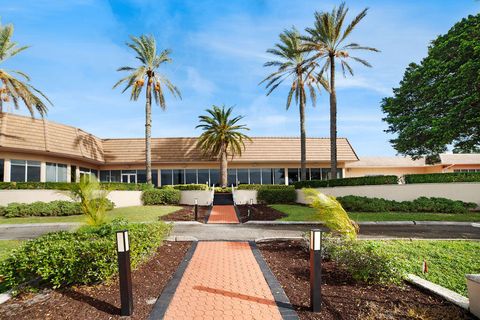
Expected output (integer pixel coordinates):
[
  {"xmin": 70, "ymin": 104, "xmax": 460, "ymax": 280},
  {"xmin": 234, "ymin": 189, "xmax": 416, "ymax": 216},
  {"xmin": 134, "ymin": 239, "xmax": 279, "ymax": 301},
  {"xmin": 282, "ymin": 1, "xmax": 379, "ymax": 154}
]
[
  {"xmin": 179, "ymin": 190, "xmax": 212, "ymax": 206},
  {"xmin": 466, "ymin": 274, "xmax": 480, "ymax": 317}
]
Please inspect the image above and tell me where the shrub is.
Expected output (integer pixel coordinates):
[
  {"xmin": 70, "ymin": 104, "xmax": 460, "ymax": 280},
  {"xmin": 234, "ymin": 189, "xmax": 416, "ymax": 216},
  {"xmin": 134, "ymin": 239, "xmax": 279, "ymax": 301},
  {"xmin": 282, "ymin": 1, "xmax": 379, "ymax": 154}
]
[
  {"xmin": 142, "ymin": 188, "xmax": 181, "ymax": 205},
  {"xmin": 404, "ymin": 172, "xmax": 480, "ymax": 184},
  {"xmin": 3, "ymin": 201, "xmax": 83, "ymax": 218},
  {"xmin": 69, "ymin": 176, "xmax": 111, "ymax": 226},
  {"xmin": 214, "ymin": 187, "xmax": 232, "ymax": 193},
  {"xmin": 294, "ymin": 176, "xmax": 399, "ymax": 189},
  {"xmin": 257, "ymin": 186, "xmax": 296, "ymax": 204},
  {"xmin": 0, "ymin": 219, "xmax": 172, "ymax": 290},
  {"xmin": 172, "ymin": 184, "xmax": 209, "ymax": 191},
  {"xmin": 0, "ymin": 182, "xmax": 151, "ymax": 191},
  {"xmin": 237, "ymin": 184, "xmax": 293, "ymax": 190}
]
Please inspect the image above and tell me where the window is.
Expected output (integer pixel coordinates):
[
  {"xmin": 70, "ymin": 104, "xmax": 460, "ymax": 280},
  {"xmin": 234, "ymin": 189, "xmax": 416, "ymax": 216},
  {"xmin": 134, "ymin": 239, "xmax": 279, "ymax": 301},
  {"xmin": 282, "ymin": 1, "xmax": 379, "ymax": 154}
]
[
  {"xmin": 228, "ymin": 169, "xmax": 237, "ymax": 186},
  {"xmin": 288, "ymin": 168, "xmax": 299, "ymax": 184},
  {"xmin": 172, "ymin": 169, "xmax": 184, "ymax": 185},
  {"xmin": 321, "ymin": 168, "xmax": 331, "ymax": 180},
  {"xmin": 237, "ymin": 169, "xmax": 249, "ymax": 185},
  {"xmin": 210, "ymin": 169, "xmax": 220, "ymax": 186},
  {"xmin": 161, "ymin": 169, "xmax": 173, "ymax": 186},
  {"xmin": 136, "ymin": 170, "xmax": 146, "ymax": 183},
  {"xmin": 110, "ymin": 170, "xmax": 121, "ymax": 182},
  {"xmin": 100, "ymin": 170, "xmax": 110, "ymax": 182},
  {"xmin": 71, "ymin": 165, "xmax": 77, "ymax": 182},
  {"xmin": 0, "ymin": 159, "xmax": 4, "ymax": 182},
  {"xmin": 261, "ymin": 169, "xmax": 273, "ymax": 184},
  {"xmin": 273, "ymin": 168, "xmax": 285, "ymax": 184},
  {"xmin": 46, "ymin": 163, "xmax": 67, "ymax": 182},
  {"xmin": 197, "ymin": 169, "xmax": 209, "ymax": 185},
  {"xmin": 454, "ymin": 169, "xmax": 480, "ymax": 173},
  {"xmin": 249, "ymin": 169, "xmax": 261, "ymax": 184},
  {"xmin": 185, "ymin": 169, "xmax": 197, "ymax": 184},
  {"xmin": 80, "ymin": 167, "xmax": 97, "ymax": 180},
  {"xmin": 11, "ymin": 160, "xmax": 41, "ymax": 182},
  {"xmin": 310, "ymin": 168, "xmax": 321, "ymax": 180}
]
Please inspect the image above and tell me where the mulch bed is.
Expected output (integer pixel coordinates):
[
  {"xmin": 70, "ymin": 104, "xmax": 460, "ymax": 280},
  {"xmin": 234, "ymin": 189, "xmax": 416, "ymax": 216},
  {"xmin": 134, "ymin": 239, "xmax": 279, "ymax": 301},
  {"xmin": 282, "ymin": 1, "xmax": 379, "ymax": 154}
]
[
  {"xmin": 160, "ymin": 205, "xmax": 209, "ymax": 222},
  {"xmin": 236, "ymin": 204, "xmax": 287, "ymax": 222},
  {"xmin": 0, "ymin": 242, "xmax": 191, "ymax": 320},
  {"xmin": 258, "ymin": 240, "xmax": 473, "ymax": 320}
]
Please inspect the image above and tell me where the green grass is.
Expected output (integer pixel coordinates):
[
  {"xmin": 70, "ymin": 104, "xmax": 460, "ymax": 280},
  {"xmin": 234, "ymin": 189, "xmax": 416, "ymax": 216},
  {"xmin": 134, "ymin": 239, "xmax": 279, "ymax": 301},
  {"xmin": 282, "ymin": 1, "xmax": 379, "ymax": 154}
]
[
  {"xmin": 270, "ymin": 204, "xmax": 480, "ymax": 222},
  {"xmin": 0, "ymin": 240, "xmax": 23, "ymax": 261},
  {"xmin": 364, "ymin": 240, "xmax": 480, "ymax": 296},
  {"xmin": 0, "ymin": 206, "xmax": 182, "ymax": 224}
]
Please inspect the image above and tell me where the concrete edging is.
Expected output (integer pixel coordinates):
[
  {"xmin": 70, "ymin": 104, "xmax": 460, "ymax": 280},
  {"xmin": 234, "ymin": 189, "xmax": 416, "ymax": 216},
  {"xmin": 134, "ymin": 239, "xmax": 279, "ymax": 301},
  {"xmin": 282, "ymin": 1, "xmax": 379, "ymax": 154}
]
[
  {"xmin": 244, "ymin": 220, "xmax": 477, "ymax": 226},
  {"xmin": 0, "ymin": 290, "xmax": 12, "ymax": 305}
]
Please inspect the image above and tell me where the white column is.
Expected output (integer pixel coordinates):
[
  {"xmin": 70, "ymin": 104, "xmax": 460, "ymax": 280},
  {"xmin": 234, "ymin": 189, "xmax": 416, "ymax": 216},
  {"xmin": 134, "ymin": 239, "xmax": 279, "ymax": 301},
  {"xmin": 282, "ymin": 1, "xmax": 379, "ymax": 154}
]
[
  {"xmin": 40, "ymin": 161, "xmax": 47, "ymax": 182},
  {"xmin": 284, "ymin": 167, "xmax": 289, "ymax": 185},
  {"xmin": 4, "ymin": 159, "xmax": 10, "ymax": 182},
  {"xmin": 75, "ymin": 166, "xmax": 80, "ymax": 182},
  {"xmin": 67, "ymin": 165, "xmax": 72, "ymax": 183}
]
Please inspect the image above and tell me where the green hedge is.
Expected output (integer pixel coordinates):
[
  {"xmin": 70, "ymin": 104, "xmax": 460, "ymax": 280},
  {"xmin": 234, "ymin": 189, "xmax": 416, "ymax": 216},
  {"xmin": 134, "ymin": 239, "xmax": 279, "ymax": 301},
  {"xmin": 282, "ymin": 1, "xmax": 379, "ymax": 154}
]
[
  {"xmin": 0, "ymin": 219, "xmax": 171, "ymax": 290},
  {"xmin": 257, "ymin": 186, "xmax": 296, "ymax": 204},
  {"xmin": 172, "ymin": 184, "xmax": 209, "ymax": 191},
  {"xmin": 404, "ymin": 172, "xmax": 480, "ymax": 184},
  {"xmin": 0, "ymin": 182, "xmax": 152, "ymax": 191},
  {"xmin": 0, "ymin": 200, "xmax": 115, "ymax": 218},
  {"xmin": 337, "ymin": 195, "xmax": 476, "ymax": 213},
  {"xmin": 237, "ymin": 184, "xmax": 293, "ymax": 190},
  {"xmin": 294, "ymin": 176, "xmax": 399, "ymax": 189},
  {"xmin": 142, "ymin": 188, "xmax": 181, "ymax": 205}
]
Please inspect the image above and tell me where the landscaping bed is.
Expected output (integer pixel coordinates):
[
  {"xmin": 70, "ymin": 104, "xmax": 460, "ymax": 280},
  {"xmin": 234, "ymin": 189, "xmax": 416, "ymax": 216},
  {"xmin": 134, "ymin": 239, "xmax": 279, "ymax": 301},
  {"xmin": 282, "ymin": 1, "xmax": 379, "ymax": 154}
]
[
  {"xmin": 236, "ymin": 204, "xmax": 287, "ymax": 222},
  {"xmin": 0, "ymin": 241, "xmax": 191, "ymax": 320},
  {"xmin": 160, "ymin": 205, "xmax": 210, "ymax": 222},
  {"xmin": 258, "ymin": 240, "xmax": 472, "ymax": 320}
]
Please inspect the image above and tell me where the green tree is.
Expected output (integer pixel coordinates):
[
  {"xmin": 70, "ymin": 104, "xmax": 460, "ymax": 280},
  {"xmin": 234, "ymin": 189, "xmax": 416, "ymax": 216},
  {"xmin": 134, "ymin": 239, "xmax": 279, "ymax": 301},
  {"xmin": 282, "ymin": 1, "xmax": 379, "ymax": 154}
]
[
  {"xmin": 303, "ymin": 3, "xmax": 378, "ymax": 178},
  {"xmin": 382, "ymin": 14, "xmax": 480, "ymax": 158},
  {"xmin": 196, "ymin": 105, "xmax": 251, "ymax": 187},
  {"xmin": 0, "ymin": 21, "xmax": 51, "ymax": 116},
  {"xmin": 114, "ymin": 35, "xmax": 181, "ymax": 184},
  {"xmin": 69, "ymin": 176, "xmax": 111, "ymax": 226},
  {"xmin": 261, "ymin": 28, "xmax": 324, "ymax": 180}
]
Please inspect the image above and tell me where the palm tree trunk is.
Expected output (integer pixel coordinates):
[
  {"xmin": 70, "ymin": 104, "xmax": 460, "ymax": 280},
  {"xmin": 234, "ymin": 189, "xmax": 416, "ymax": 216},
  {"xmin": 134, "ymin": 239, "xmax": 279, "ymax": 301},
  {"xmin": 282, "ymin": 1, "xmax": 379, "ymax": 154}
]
[
  {"xmin": 145, "ymin": 80, "xmax": 152, "ymax": 185},
  {"xmin": 329, "ymin": 56, "xmax": 338, "ymax": 180},
  {"xmin": 220, "ymin": 142, "xmax": 228, "ymax": 187},
  {"xmin": 299, "ymin": 94, "xmax": 307, "ymax": 181}
]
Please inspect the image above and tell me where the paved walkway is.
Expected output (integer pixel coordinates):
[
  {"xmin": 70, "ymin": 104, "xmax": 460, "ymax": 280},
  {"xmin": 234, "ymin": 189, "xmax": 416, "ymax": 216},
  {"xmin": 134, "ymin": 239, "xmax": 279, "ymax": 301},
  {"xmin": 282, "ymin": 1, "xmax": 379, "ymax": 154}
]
[
  {"xmin": 161, "ymin": 241, "xmax": 284, "ymax": 319},
  {"xmin": 207, "ymin": 205, "xmax": 239, "ymax": 224}
]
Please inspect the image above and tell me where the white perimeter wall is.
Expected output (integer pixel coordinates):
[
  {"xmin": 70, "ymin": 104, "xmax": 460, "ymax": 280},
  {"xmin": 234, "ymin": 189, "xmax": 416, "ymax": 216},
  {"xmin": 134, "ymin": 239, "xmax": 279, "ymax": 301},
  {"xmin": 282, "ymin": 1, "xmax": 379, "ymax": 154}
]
[
  {"xmin": 296, "ymin": 183, "xmax": 480, "ymax": 205},
  {"xmin": 179, "ymin": 190, "xmax": 213, "ymax": 206},
  {"xmin": 234, "ymin": 190, "xmax": 258, "ymax": 205}
]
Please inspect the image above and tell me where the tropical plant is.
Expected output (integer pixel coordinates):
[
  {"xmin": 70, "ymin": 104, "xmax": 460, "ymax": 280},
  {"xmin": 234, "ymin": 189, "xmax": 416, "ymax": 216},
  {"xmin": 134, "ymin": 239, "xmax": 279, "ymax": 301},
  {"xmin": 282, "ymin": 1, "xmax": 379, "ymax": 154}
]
[
  {"xmin": 303, "ymin": 3, "xmax": 379, "ymax": 179},
  {"xmin": 114, "ymin": 35, "xmax": 181, "ymax": 184},
  {"xmin": 261, "ymin": 27, "xmax": 325, "ymax": 180},
  {"xmin": 0, "ymin": 20, "xmax": 51, "ymax": 116},
  {"xmin": 196, "ymin": 105, "xmax": 251, "ymax": 187},
  {"xmin": 69, "ymin": 176, "xmax": 111, "ymax": 226}
]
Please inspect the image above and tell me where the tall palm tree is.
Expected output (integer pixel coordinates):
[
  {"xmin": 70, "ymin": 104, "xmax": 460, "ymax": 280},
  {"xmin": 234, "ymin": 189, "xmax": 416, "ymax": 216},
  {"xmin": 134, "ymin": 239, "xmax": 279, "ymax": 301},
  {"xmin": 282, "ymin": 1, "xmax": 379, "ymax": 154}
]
[
  {"xmin": 196, "ymin": 105, "xmax": 251, "ymax": 187},
  {"xmin": 0, "ymin": 21, "xmax": 51, "ymax": 116},
  {"xmin": 261, "ymin": 28, "xmax": 325, "ymax": 181},
  {"xmin": 114, "ymin": 35, "xmax": 181, "ymax": 185},
  {"xmin": 303, "ymin": 3, "xmax": 379, "ymax": 179}
]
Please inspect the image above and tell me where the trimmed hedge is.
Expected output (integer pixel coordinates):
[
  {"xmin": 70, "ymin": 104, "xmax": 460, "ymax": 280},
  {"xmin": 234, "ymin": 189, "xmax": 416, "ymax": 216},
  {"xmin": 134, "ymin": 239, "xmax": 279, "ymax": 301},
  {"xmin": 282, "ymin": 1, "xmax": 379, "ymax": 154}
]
[
  {"xmin": 337, "ymin": 195, "xmax": 476, "ymax": 213},
  {"xmin": 172, "ymin": 184, "xmax": 209, "ymax": 191},
  {"xmin": 0, "ymin": 182, "xmax": 152, "ymax": 191},
  {"xmin": 142, "ymin": 188, "xmax": 181, "ymax": 205},
  {"xmin": 294, "ymin": 176, "xmax": 399, "ymax": 189},
  {"xmin": 0, "ymin": 219, "xmax": 172, "ymax": 290},
  {"xmin": 0, "ymin": 200, "xmax": 115, "ymax": 218},
  {"xmin": 256, "ymin": 186, "xmax": 296, "ymax": 204},
  {"xmin": 404, "ymin": 172, "xmax": 480, "ymax": 184},
  {"xmin": 237, "ymin": 184, "xmax": 293, "ymax": 190}
]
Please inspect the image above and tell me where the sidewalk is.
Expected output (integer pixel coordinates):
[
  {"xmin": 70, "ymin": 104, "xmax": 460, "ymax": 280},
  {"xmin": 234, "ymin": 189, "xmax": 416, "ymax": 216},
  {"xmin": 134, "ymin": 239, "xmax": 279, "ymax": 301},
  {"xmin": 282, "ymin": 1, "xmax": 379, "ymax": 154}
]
[{"xmin": 207, "ymin": 205, "xmax": 239, "ymax": 224}]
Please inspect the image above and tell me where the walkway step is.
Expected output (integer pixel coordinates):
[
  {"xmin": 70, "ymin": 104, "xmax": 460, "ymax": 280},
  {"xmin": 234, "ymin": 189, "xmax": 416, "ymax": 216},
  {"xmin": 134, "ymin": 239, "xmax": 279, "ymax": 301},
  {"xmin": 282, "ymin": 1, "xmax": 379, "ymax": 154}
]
[
  {"xmin": 213, "ymin": 193, "xmax": 234, "ymax": 205},
  {"xmin": 207, "ymin": 205, "xmax": 239, "ymax": 224}
]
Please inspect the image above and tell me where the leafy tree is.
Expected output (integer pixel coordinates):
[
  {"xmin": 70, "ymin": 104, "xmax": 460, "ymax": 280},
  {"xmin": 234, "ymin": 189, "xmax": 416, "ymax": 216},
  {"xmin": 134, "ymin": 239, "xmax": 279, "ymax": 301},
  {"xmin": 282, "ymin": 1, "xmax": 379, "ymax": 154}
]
[
  {"xmin": 0, "ymin": 21, "xmax": 51, "ymax": 116},
  {"xmin": 261, "ymin": 28, "xmax": 324, "ymax": 180},
  {"xmin": 303, "ymin": 3, "xmax": 378, "ymax": 178},
  {"xmin": 196, "ymin": 105, "xmax": 251, "ymax": 187},
  {"xmin": 69, "ymin": 176, "xmax": 111, "ymax": 226},
  {"xmin": 114, "ymin": 35, "xmax": 181, "ymax": 184},
  {"xmin": 382, "ymin": 14, "xmax": 480, "ymax": 158}
]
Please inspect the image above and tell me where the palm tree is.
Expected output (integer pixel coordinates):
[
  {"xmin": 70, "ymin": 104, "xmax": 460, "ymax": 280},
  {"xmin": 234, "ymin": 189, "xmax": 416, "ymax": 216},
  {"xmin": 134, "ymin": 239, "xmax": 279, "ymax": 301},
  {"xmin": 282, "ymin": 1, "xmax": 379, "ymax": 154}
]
[
  {"xmin": 196, "ymin": 105, "xmax": 251, "ymax": 187},
  {"xmin": 303, "ymin": 3, "xmax": 379, "ymax": 179},
  {"xmin": 0, "ymin": 21, "xmax": 51, "ymax": 116},
  {"xmin": 114, "ymin": 35, "xmax": 181, "ymax": 185},
  {"xmin": 261, "ymin": 28, "xmax": 325, "ymax": 181}
]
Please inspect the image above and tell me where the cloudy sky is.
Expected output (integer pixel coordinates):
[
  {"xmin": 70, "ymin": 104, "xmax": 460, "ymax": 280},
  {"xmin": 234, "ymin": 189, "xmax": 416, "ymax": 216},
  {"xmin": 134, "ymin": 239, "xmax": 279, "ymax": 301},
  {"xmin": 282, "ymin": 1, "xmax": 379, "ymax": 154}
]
[{"xmin": 2, "ymin": 0, "xmax": 478, "ymax": 156}]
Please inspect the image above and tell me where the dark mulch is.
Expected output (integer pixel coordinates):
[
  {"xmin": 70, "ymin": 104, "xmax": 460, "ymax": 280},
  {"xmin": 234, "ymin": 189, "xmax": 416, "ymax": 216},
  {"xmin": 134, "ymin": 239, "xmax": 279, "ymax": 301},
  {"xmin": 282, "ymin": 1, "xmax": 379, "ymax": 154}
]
[
  {"xmin": 0, "ymin": 242, "xmax": 191, "ymax": 320},
  {"xmin": 236, "ymin": 204, "xmax": 287, "ymax": 222},
  {"xmin": 159, "ymin": 205, "xmax": 209, "ymax": 222},
  {"xmin": 258, "ymin": 240, "xmax": 473, "ymax": 320}
]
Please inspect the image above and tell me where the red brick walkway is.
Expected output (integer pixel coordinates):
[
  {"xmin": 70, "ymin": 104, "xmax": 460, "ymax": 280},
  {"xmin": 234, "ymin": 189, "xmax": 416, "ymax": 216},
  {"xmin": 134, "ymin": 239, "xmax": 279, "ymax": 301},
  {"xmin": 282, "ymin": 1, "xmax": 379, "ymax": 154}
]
[
  {"xmin": 207, "ymin": 205, "xmax": 239, "ymax": 224},
  {"xmin": 163, "ymin": 241, "xmax": 282, "ymax": 320}
]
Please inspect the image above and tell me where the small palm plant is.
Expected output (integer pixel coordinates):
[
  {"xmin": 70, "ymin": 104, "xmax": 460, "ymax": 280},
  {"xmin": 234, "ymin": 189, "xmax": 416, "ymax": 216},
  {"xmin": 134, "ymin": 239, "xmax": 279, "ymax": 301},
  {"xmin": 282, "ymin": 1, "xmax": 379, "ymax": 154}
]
[
  {"xmin": 196, "ymin": 105, "xmax": 251, "ymax": 187},
  {"xmin": 114, "ymin": 35, "xmax": 181, "ymax": 184},
  {"xmin": 302, "ymin": 2, "xmax": 379, "ymax": 179},
  {"xmin": 70, "ymin": 176, "xmax": 111, "ymax": 226},
  {"xmin": 0, "ymin": 21, "xmax": 52, "ymax": 116}
]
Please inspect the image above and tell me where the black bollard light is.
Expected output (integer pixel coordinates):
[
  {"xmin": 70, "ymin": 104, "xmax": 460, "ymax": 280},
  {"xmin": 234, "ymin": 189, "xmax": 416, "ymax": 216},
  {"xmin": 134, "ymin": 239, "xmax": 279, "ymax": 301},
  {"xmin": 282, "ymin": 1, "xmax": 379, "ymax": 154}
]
[
  {"xmin": 310, "ymin": 229, "xmax": 323, "ymax": 312},
  {"xmin": 194, "ymin": 198, "xmax": 198, "ymax": 221},
  {"xmin": 116, "ymin": 230, "xmax": 133, "ymax": 316}
]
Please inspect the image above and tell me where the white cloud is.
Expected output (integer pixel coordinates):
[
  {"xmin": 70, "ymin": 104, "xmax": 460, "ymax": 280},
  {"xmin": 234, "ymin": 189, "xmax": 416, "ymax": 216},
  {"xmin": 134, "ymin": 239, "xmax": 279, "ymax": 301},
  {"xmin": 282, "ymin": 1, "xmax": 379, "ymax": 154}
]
[{"xmin": 185, "ymin": 67, "xmax": 216, "ymax": 95}]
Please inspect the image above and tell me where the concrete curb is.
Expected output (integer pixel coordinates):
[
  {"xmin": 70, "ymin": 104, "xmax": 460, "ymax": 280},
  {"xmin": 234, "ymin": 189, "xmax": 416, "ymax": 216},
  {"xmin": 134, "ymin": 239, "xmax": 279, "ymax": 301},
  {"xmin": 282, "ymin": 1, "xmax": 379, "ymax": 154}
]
[
  {"xmin": 166, "ymin": 235, "xmax": 199, "ymax": 241},
  {"xmin": 244, "ymin": 220, "xmax": 477, "ymax": 226},
  {"xmin": 255, "ymin": 236, "xmax": 304, "ymax": 243},
  {"xmin": 0, "ymin": 290, "xmax": 12, "ymax": 305},
  {"xmin": 170, "ymin": 221, "xmax": 203, "ymax": 226},
  {"xmin": 406, "ymin": 274, "xmax": 469, "ymax": 310},
  {"xmin": 0, "ymin": 222, "xmax": 81, "ymax": 228}
]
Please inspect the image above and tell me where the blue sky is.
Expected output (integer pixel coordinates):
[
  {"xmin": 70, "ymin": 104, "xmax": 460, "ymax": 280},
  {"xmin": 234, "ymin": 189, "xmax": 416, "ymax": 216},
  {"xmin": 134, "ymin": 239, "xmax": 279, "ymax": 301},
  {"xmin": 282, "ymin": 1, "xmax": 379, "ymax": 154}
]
[{"xmin": 2, "ymin": 0, "xmax": 478, "ymax": 156}]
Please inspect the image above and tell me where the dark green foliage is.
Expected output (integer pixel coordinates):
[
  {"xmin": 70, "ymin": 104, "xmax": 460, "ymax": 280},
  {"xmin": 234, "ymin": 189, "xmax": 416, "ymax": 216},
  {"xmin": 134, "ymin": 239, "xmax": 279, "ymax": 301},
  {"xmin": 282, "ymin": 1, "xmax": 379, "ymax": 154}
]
[
  {"xmin": 0, "ymin": 219, "xmax": 171, "ymax": 290},
  {"xmin": 172, "ymin": 184, "xmax": 209, "ymax": 191},
  {"xmin": 237, "ymin": 184, "xmax": 294, "ymax": 190},
  {"xmin": 294, "ymin": 176, "xmax": 398, "ymax": 189},
  {"xmin": 257, "ymin": 186, "xmax": 296, "ymax": 204},
  {"xmin": 214, "ymin": 187, "xmax": 232, "ymax": 193},
  {"xmin": 0, "ymin": 182, "xmax": 151, "ymax": 191},
  {"xmin": 382, "ymin": 14, "xmax": 480, "ymax": 157},
  {"xmin": 142, "ymin": 188, "xmax": 181, "ymax": 205},
  {"xmin": 404, "ymin": 172, "xmax": 480, "ymax": 184},
  {"xmin": 1, "ymin": 200, "xmax": 114, "ymax": 218},
  {"xmin": 337, "ymin": 195, "xmax": 476, "ymax": 213}
]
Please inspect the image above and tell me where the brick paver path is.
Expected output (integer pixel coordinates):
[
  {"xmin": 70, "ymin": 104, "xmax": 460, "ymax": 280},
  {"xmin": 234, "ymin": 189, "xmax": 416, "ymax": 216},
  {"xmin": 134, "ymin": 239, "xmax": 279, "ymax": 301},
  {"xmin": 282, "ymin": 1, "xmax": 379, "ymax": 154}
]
[
  {"xmin": 207, "ymin": 205, "xmax": 239, "ymax": 224},
  {"xmin": 163, "ymin": 241, "xmax": 282, "ymax": 320}
]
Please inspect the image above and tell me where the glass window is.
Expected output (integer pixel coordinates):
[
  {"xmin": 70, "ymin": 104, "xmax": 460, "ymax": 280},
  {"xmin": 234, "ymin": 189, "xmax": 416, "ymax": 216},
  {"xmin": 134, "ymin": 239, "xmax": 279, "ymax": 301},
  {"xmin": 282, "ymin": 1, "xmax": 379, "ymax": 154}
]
[
  {"xmin": 160, "ymin": 169, "xmax": 172, "ymax": 186},
  {"xmin": 185, "ymin": 169, "xmax": 197, "ymax": 184},
  {"xmin": 172, "ymin": 169, "xmax": 184, "ymax": 185},
  {"xmin": 11, "ymin": 160, "xmax": 40, "ymax": 182},
  {"xmin": 110, "ymin": 170, "xmax": 121, "ymax": 182},
  {"xmin": 137, "ymin": 170, "xmax": 146, "ymax": 183},
  {"xmin": 228, "ymin": 169, "xmax": 237, "ymax": 186},
  {"xmin": 249, "ymin": 169, "xmax": 261, "ymax": 184},
  {"xmin": 46, "ymin": 163, "xmax": 56, "ymax": 182},
  {"xmin": 273, "ymin": 168, "xmax": 285, "ymax": 184},
  {"xmin": 46, "ymin": 163, "xmax": 67, "ymax": 182},
  {"xmin": 337, "ymin": 169, "xmax": 343, "ymax": 179},
  {"xmin": 288, "ymin": 168, "xmax": 299, "ymax": 184},
  {"xmin": 197, "ymin": 169, "xmax": 209, "ymax": 185},
  {"xmin": 322, "ymin": 168, "xmax": 331, "ymax": 180},
  {"xmin": 237, "ymin": 169, "xmax": 249, "ymax": 185},
  {"xmin": 310, "ymin": 168, "xmax": 321, "ymax": 181},
  {"xmin": 209, "ymin": 169, "xmax": 219, "ymax": 186},
  {"xmin": 71, "ymin": 165, "xmax": 77, "ymax": 182},
  {"xmin": 261, "ymin": 169, "xmax": 273, "ymax": 185},
  {"xmin": 0, "ymin": 159, "xmax": 3, "ymax": 182},
  {"xmin": 100, "ymin": 170, "xmax": 110, "ymax": 182},
  {"xmin": 152, "ymin": 170, "xmax": 158, "ymax": 186}
]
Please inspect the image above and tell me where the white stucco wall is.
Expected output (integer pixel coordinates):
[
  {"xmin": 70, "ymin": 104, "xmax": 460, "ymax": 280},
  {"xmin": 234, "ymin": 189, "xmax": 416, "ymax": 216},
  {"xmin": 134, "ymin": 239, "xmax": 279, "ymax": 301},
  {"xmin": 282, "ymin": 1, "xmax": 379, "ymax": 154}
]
[
  {"xmin": 296, "ymin": 183, "xmax": 480, "ymax": 205},
  {"xmin": 108, "ymin": 191, "xmax": 142, "ymax": 207},
  {"xmin": 233, "ymin": 190, "xmax": 258, "ymax": 205},
  {"xmin": 179, "ymin": 190, "xmax": 213, "ymax": 206}
]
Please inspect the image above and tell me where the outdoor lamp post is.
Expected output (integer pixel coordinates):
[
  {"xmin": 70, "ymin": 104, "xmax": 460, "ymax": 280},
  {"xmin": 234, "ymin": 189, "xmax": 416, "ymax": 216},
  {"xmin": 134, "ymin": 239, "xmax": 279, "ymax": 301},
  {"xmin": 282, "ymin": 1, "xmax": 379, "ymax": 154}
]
[
  {"xmin": 194, "ymin": 198, "xmax": 198, "ymax": 221},
  {"xmin": 116, "ymin": 230, "xmax": 133, "ymax": 316},
  {"xmin": 310, "ymin": 229, "xmax": 323, "ymax": 312}
]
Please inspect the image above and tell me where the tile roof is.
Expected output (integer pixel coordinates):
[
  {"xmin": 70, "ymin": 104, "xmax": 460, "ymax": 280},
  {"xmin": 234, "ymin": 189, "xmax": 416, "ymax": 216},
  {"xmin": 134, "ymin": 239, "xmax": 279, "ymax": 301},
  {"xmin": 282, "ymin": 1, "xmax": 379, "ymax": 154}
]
[
  {"xmin": 346, "ymin": 156, "xmax": 427, "ymax": 167},
  {"xmin": 440, "ymin": 153, "xmax": 480, "ymax": 165}
]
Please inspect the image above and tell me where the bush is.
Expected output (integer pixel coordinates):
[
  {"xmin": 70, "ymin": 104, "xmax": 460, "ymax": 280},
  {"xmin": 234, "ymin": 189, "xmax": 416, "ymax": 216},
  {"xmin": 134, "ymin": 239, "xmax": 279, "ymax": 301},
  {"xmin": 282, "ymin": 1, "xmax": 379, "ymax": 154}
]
[
  {"xmin": 3, "ymin": 201, "xmax": 82, "ymax": 218},
  {"xmin": 142, "ymin": 188, "xmax": 181, "ymax": 205},
  {"xmin": 294, "ymin": 176, "xmax": 399, "ymax": 189},
  {"xmin": 257, "ymin": 186, "xmax": 296, "ymax": 204},
  {"xmin": 337, "ymin": 195, "xmax": 476, "ymax": 213},
  {"xmin": 404, "ymin": 172, "xmax": 480, "ymax": 184},
  {"xmin": 0, "ymin": 182, "xmax": 151, "ymax": 191},
  {"xmin": 214, "ymin": 187, "xmax": 232, "ymax": 193},
  {"xmin": 0, "ymin": 219, "xmax": 172, "ymax": 290},
  {"xmin": 172, "ymin": 184, "xmax": 209, "ymax": 191},
  {"xmin": 237, "ymin": 184, "xmax": 293, "ymax": 190}
]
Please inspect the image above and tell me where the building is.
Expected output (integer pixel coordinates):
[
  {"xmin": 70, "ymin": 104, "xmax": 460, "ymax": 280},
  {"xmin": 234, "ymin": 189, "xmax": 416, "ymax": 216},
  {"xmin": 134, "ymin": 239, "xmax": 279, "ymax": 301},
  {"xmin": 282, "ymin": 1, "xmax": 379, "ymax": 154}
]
[{"xmin": 1, "ymin": 113, "xmax": 479, "ymax": 186}]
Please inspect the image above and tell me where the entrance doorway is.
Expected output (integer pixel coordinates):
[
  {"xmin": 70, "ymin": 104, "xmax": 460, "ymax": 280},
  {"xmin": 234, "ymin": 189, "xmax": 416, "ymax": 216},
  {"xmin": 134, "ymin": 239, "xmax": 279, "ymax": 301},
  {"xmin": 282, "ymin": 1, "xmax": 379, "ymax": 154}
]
[{"xmin": 121, "ymin": 173, "xmax": 136, "ymax": 183}]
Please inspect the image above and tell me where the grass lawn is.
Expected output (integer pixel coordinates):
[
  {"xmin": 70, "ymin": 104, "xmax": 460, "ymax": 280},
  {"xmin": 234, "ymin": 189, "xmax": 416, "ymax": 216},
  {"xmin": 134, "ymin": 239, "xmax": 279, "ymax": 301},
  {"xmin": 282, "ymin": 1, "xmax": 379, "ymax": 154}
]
[
  {"xmin": 364, "ymin": 240, "xmax": 480, "ymax": 296},
  {"xmin": 0, "ymin": 206, "xmax": 182, "ymax": 225},
  {"xmin": 0, "ymin": 240, "xmax": 23, "ymax": 261},
  {"xmin": 270, "ymin": 204, "xmax": 480, "ymax": 222}
]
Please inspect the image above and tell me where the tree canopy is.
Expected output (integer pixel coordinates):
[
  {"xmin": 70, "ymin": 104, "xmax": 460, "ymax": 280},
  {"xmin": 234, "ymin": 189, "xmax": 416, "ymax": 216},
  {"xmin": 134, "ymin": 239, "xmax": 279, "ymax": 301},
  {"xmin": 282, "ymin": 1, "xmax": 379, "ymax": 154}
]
[{"xmin": 382, "ymin": 14, "xmax": 480, "ymax": 159}]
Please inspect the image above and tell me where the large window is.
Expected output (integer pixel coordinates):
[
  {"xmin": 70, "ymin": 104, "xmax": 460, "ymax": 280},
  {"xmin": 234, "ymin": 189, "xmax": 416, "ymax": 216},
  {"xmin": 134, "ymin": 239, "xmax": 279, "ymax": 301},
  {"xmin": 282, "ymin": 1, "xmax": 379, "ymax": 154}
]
[
  {"xmin": 197, "ymin": 169, "xmax": 209, "ymax": 185},
  {"xmin": 0, "ymin": 159, "xmax": 4, "ymax": 182},
  {"xmin": 11, "ymin": 160, "xmax": 41, "ymax": 182},
  {"xmin": 273, "ymin": 168, "xmax": 285, "ymax": 184},
  {"xmin": 80, "ymin": 167, "xmax": 97, "ymax": 180},
  {"xmin": 249, "ymin": 169, "xmax": 261, "ymax": 184},
  {"xmin": 186, "ymin": 169, "xmax": 197, "ymax": 184},
  {"xmin": 237, "ymin": 169, "xmax": 249, "ymax": 184},
  {"xmin": 227, "ymin": 169, "xmax": 237, "ymax": 186},
  {"xmin": 210, "ymin": 169, "xmax": 220, "ymax": 186},
  {"xmin": 46, "ymin": 162, "xmax": 67, "ymax": 182},
  {"xmin": 172, "ymin": 169, "xmax": 184, "ymax": 185},
  {"xmin": 454, "ymin": 169, "xmax": 480, "ymax": 173}
]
